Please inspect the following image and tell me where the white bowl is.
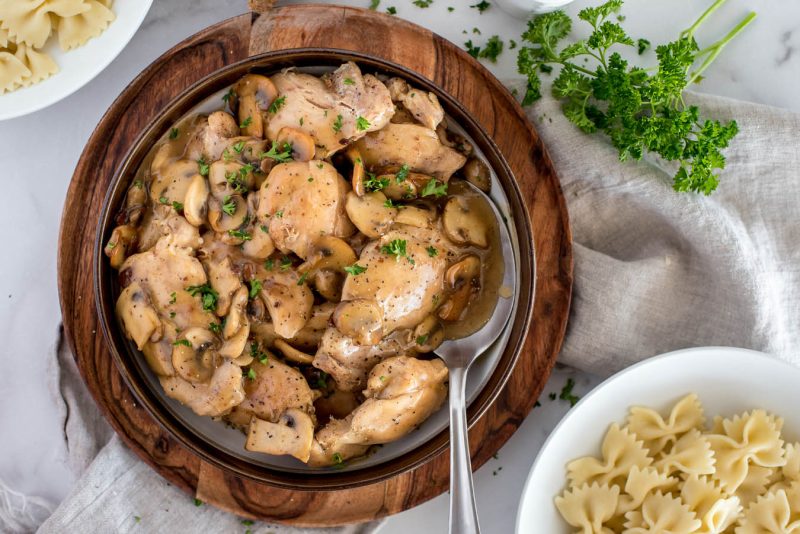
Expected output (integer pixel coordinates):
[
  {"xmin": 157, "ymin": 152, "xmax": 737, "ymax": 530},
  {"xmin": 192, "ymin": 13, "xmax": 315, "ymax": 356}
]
[
  {"xmin": 0, "ymin": 0, "xmax": 152, "ymax": 121},
  {"xmin": 516, "ymin": 347, "xmax": 800, "ymax": 533}
]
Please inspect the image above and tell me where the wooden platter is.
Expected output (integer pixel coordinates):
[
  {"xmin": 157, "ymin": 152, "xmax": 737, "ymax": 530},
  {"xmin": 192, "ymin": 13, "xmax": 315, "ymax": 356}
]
[{"xmin": 57, "ymin": 5, "xmax": 572, "ymax": 526}]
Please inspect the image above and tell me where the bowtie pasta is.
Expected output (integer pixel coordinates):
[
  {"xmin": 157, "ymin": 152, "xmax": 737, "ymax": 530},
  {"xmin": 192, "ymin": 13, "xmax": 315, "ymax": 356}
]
[
  {"xmin": 0, "ymin": 0, "xmax": 115, "ymax": 93},
  {"xmin": 555, "ymin": 394, "xmax": 800, "ymax": 533}
]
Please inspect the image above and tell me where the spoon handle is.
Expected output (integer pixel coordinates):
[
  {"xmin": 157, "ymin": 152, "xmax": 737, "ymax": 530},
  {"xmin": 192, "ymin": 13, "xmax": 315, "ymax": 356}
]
[{"xmin": 448, "ymin": 365, "xmax": 481, "ymax": 534}]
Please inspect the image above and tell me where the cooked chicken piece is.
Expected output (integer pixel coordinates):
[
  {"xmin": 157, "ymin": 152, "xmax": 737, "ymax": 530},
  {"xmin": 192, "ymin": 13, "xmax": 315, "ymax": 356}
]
[
  {"xmin": 313, "ymin": 327, "xmax": 414, "ymax": 392},
  {"xmin": 226, "ymin": 359, "xmax": 315, "ymax": 428},
  {"xmin": 267, "ymin": 62, "xmax": 394, "ymax": 157},
  {"xmin": 159, "ymin": 360, "xmax": 245, "ymax": 417},
  {"xmin": 258, "ymin": 269, "xmax": 314, "ymax": 339},
  {"xmin": 119, "ymin": 236, "xmax": 213, "ymax": 331},
  {"xmin": 258, "ymin": 160, "xmax": 354, "ymax": 259},
  {"xmin": 353, "ymin": 123, "xmax": 466, "ymax": 180},
  {"xmin": 307, "ymin": 356, "xmax": 448, "ymax": 465},
  {"xmin": 341, "ymin": 229, "xmax": 447, "ymax": 333},
  {"xmin": 250, "ymin": 302, "xmax": 335, "ymax": 350},
  {"xmin": 204, "ymin": 256, "xmax": 242, "ymax": 317},
  {"xmin": 307, "ymin": 418, "xmax": 370, "ymax": 467},
  {"xmin": 385, "ymin": 77, "xmax": 444, "ymax": 130}
]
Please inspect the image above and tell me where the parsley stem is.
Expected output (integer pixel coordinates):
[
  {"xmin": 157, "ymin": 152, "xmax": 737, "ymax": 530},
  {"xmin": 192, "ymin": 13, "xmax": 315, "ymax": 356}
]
[
  {"xmin": 681, "ymin": 0, "xmax": 729, "ymax": 39},
  {"xmin": 687, "ymin": 11, "xmax": 756, "ymax": 85}
]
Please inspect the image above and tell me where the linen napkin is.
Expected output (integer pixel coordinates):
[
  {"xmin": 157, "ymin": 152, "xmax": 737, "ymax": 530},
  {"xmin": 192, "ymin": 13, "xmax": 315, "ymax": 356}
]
[{"xmin": 4, "ymin": 90, "xmax": 798, "ymax": 533}]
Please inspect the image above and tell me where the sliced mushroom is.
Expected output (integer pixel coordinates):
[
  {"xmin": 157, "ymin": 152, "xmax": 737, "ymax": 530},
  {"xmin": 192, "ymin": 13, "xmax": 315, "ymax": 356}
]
[
  {"xmin": 233, "ymin": 74, "xmax": 278, "ymax": 138},
  {"xmin": 116, "ymin": 282, "xmax": 162, "ymax": 349},
  {"xmin": 245, "ymin": 409, "xmax": 315, "ymax": 462},
  {"xmin": 124, "ymin": 180, "xmax": 148, "ymax": 225},
  {"xmin": 105, "ymin": 224, "xmax": 137, "ymax": 269},
  {"xmin": 299, "ymin": 235, "xmax": 357, "ymax": 276},
  {"xmin": 274, "ymin": 338, "xmax": 314, "ymax": 365},
  {"xmin": 220, "ymin": 287, "xmax": 250, "ymax": 359},
  {"xmin": 395, "ymin": 205, "xmax": 434, "ymax": 229},
  {"xmin": 382, "ymin": 174, "xmax": 417, "ymax": 200},
  {"xmin": 276, "ymin": 127, "xmax": 315, "ymax": 162},
  {"xmin": 346, "ymin": 147, "xmax": 366, "ymax": 196},
  {"xmin": 141, "ymin": 340, "xmax": 174, "ymax": 376},
  {"xmin": 208, "ymin": 194, "xmax": 248, "ymax": 232},
  {"xmin": 344, "ymin": 191, "xmax": 397, "ymax": 238},
  {"xmin": 208, "ymin": 160, "xmax": 252, "ymax": 198},
  {"xmin": 150, "ymin": 159, "xmax": 198, "ymax": 205},
  {"xmin": 438, "ymin": 255, "xmax": 481, "ymax": 321},
  {"xmin": 183, "ymin": 174, "xmax": 209, "ymax": 226},
  {"xmin": 313, "ymin": 270, "xmax": 344, "ymax": 302},
  {"xmin": 208, "ymin": 110, "xmax": 239, "ymax": 138},
  {"xmin": 205, "ymin": 256, "xmax": 241, "ymax": 317},
  {"xmin": 413, "ymin": 315, "xmax": 445, "ymax": 352},
  {"xmin": 442, "ymin": 196, "xmax": 489, "ymax": 248},
  {"xmin": 333, "ymin": 299, "xmax": 384, "ymax": 346},
  {"xmin": 171, "ymin": 327, "xmax": 219, "ymax": 383},
  {"xmin": 462, "ymin": 157, "xmax": 491, "ymax": 193}
]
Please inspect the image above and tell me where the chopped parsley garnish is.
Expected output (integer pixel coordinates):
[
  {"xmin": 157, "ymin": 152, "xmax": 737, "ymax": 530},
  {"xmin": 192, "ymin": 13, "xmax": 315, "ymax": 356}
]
[
  {"xmin": 299, "ymin": 117, "xmax": 304, "ymax": 126},
  {"xmin": 416, "ymin": 334, "xmax": 429, "ymax": 345},
  {"xmin": 332, "ymin": 114, "xmax": 344, "ymax": 133},
  {"xmin": 344, "ymin": 77, "xmax": 356, "ymax": 85},
  {"xmin": 232, "ymin": 140, "xmax": 246, "ymax": 153},
  {"xmin": 171, "ymin": 201, "xmax": 184, "ymax": 212},
  {"xmin": 480, "ymin": 35, "xmax": 503, "ymax": 62},
  {"xmin": 241, "ymin": 519, "xmax": 254, "ymax": 526},
  {"xmin": 133, "ymin": 179, "xmax": 144, "ymax": 189},
  {"xmin": 447, "ymin": 5, "xmax": 454, "ymax": 11},
  {"xmin": 106, "ymin": 242, "xmax": 116, "ymax": 250},
  {"xmin": 197, "ymin": 158, "xmax": 210, "ymax": 177},
  {"xmin": 209, "ymin": 321, "xmax": 222, "ymax": 333},
  {"xmin": 421, "ymin": 178, "xmax": 448, "ymax": 197},
  {"xmin": 274, "ymin": 210, "xmax": 284, "ymax": 218},
  {"xmin": 280, "ymin": 256, "xmax": 292, "ymax": 271},
  {"xmin": 169, "ymin": 127, "xmax": 179, "ymax": 139},
  {"xmin": 134, "ymin": 516, "xmax": 141, "ymax": 523},
  {"xmin": 412, "ymin": 0, "xmax": 432, "ymax": 7},
  {"xmin": 259, "ymin": 141, "xmax": 293, "ymax": 163},
  {"xmin": 194, "ymin": 499, "xmax": 203, "ymax": 506},
  {"xmin": 169, "ymin": 291, "xmax": 177, "ymax": 304},
  {"xmin": 222, "ymin": 196, "xmax": 237, "ymax": 216},
  {"xmin": 426, "ymin": 246, "xmax": 439, "ymax": 257},
  {"xmin": 158, "ymin": 196, "xmax": 169, "ymax": 205},
  {"xmin": 297, "ymin": 272, "xmax": 309, "ymax": 286},
  {"xmin": 224, "ymin": 170, "xmax": 247, "ymax": 193},
  {"xmin": 332, "ymin": 452, "xmax": 344, "ymax": 466},
  {"xmin": 239, "ymin": 116, "xmax": 252, "ymax": 129},
  {"xmin": 637, "ymin": 37, "xmax": 651, "ymax": 55},
  {"xmin": 380, "ymin": 239, "xmax": 408, "ymax": 261},
  {"xmin": 186, "ymin": 284, "xmax": 218, "ymax": 312},
  {"xmin": 169, "ymin": 311, "xmax": 176, "ymax": 319},
  {"xmin": 384, "ymin": 198, "xmax": 399, "ymax": 208},
  {"xmin": 395, "ymin": 163, "xmax": 410, "ymax": 183},
  {"xmin": 222, "ymin": 88, "xmax": 235, "ymax": 104},
  {"xmin": 260, "ymin": 224, "xmax": 269, "ymax": 233},
  {"xmin": 344, "ymin": 263, "xmax": 367, "ymax": 275},
  {"xmin": 470, "ymin": 0, "xmax": 490, "ymax": 13},
  {"xmin": 559, "ymin": 378, "xmax": 580, "ymax": 407},
  {"xmin": 248, "ymin": 279, "xmax": 262, "ymax": 298},
  {"xmin": 473, "ymin": 27, "xmax": 481, "ymax": 35},
  {"xmin": 228, "ymin": 229, "xmax": 252, "ymax": 241},
  {"xmin": 173, "ymin": 339, "xmax": 191, "ymax": 347},
  {"xmin": 464, "ymin": 40, "xmax": 481, "ymax": 58},
  {"xmin": 264, "ymin": 258, "xmax": 274, "ymax": 270},
  {"xmin": 387, "ymin": 6, "xmax": 397, "ymax": 14},
  {"xmin": 316, "ymin": 371, "xmax": 329, "ymax": 389},
  {"xmin": 250, "ymin": 343, "xmax": 269, "ymax": 364},
  {"xmin": 247, "ymin": 368, "xmax": 257, "ymax": 380},
  {"xmin": 267, "ymin": 95, "xmax": 286, "ymax": 114},
  {"xmin": 509, "ymin": 39, "xmax": 517, "ymax": 50},
  {"xmin": 364, "ymin": 172, "xmax": 390, "ymax": 192},
  {"xmin": 355, "ymin": 116, "xmax": 371, "ymax": 131},
  {"xmin": 308, "ymin": 176, "xmax": 314, "ymax": 182}
]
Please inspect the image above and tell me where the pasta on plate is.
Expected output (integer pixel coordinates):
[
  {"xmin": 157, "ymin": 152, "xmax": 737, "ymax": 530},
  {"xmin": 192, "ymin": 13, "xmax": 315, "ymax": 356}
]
[
  {"xmin": 555, "ymin": 394, "xmax": 800, "ymax": 534},
  {"xmin": 0, "ymin": 0, "xmax": 115, "ymax": 93}
]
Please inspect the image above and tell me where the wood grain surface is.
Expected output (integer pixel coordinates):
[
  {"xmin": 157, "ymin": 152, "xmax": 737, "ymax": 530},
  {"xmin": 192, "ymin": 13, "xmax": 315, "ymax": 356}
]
[{"xmin": 57, "ymin": 5, "xmax": 572, "ymax": 526}]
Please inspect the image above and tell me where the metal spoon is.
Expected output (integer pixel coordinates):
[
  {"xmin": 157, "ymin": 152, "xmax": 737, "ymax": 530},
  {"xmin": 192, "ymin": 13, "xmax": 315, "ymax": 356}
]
[{"xmin": 435, "ymin": 183, "xmax": 517, "ymax": 534}]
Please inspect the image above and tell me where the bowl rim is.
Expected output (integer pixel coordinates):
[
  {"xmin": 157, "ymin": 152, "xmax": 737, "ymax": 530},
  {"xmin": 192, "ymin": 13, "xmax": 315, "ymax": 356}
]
[
  {"xmin": 514, "ymin": 346, "xmax": 798, "ymax": 533},
  {"xmin": 94, "ymin": 48, "xmax": 536, "ymax": 490}
]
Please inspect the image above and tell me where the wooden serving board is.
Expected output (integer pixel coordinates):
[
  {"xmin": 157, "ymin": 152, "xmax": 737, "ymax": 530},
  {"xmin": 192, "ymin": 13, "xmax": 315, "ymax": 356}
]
[{"xmin": 57, "ymin": 5, "xmax": 572, "ymax": 526}]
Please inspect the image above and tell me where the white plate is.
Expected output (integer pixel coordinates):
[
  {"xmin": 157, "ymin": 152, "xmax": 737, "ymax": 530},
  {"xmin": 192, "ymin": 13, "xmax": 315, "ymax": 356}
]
[
  {"xmin": 0, "ymin": 0, "xmax": 152, "ymax": 121},
  {"xmin": 516, "ymin": 347, "xmax": 800, "ymax": 533}
]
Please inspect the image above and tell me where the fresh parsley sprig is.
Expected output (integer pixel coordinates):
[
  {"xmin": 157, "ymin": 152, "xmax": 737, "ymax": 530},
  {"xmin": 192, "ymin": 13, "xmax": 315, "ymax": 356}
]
[{"xmin": 517, "ymin": 0, "xmax": 755, "ymax": 194}]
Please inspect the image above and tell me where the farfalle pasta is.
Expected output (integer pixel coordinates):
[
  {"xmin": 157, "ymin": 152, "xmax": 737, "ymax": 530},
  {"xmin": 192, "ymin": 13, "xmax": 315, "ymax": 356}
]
[
  {"xmin": 0, "ymin": 0, "xmax": 115, "ymax": 93},
  {"xmin": 555, "ymin": 394, "xmax": 798, "ymax": 533}
]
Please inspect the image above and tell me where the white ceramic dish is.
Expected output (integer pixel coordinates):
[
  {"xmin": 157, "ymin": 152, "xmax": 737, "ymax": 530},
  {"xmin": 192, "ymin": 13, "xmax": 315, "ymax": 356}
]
[
  {"xmin": 0, "ymin": 0, "xmax": 153, "ymax": 121},
  {"xmin": 516, "ymin": 347, "xmax": 800, "ymax": 533}
]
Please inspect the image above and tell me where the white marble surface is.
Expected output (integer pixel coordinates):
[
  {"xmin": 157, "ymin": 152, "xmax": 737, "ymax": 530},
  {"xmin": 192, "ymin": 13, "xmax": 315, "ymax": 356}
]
[{"xmin": 0, "ymin": 0, "xmax": 797, "ymax": 531}]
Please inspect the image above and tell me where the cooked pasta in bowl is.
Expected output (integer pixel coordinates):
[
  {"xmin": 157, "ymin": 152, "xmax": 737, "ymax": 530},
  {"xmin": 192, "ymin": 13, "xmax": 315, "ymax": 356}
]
[
  {"xmin": 516, "ymin": 347, "xmax": 800, "ymax": 533},
  {"xmin": 95, "ymin": 50, "xmax": 533, "ymax": 488}
]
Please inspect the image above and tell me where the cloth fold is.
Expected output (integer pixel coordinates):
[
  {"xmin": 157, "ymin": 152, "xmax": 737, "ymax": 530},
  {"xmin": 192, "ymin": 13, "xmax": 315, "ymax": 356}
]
[{"xmin": 17, "ymin": 90, "xmax": 800, "ymax": 533}]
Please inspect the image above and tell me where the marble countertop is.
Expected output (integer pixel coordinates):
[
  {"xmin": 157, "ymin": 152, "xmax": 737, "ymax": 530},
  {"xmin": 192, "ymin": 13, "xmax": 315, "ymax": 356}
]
[{"xmin": 0, "ymin": 0, "xmax": 796, "ymax": 532}]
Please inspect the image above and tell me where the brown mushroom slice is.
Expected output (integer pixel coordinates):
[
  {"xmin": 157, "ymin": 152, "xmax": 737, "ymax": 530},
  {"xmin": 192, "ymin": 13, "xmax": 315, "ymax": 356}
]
[
  {"xmin": 276, "ymin": 127, "xmax": 315, "ymax": 162},
  {"xmin": 273, "ymin": 339, "xmax": 314, "ymax": 365},
  {"xmin": 344, "ymin": 191, "xmax": 397, "ymax": 238},
  {"xmin": 245, "ymin": 409, "xmax": 315, "ymax": 462},
  {"xmin": 141, "ymin": 340, "xmax": 174, "ymax": 376},
  {"xmin": 462, "ymin": 157, "xmax": 491, "ymax": 193},
  {"xmin": 442, "ymin": 196, "xmax": 489, "ymax": 248},
  {"xmin": 208, "ymin": 110, "xmax": 239, "ymax": 138},
  {"xmin": 346, "ymin": 147, "xmax": 366, "ymax": 197},
  {"xmin": 150, "ymin": 159, "xmax": 198, "ymax": 207},
  {"xmin": 116, "ymin": 282, "xmax": 162, "ymax": 349},
  {"xmin": 171, "ymin": 327, "xmax": 219, "ymax": 383},
  {"xmin": 438, "ymin": 255, "xmax": 481, "ymax": 322},
  {"xmin": 413, "ymin": 315, "xmax": 445, "ymax": 352},
  {"xmin": 382, "ymin": 174, "xmax": 417, "ymax": 200},
  {"xmin": 183, "ymin": 174, "xmax": 209, "ymax": 227},
  {"xmin": 124, "ymin": 180, "xmax": 148, "ymax": 225},
  {"xmin": 208, "ymin": 160, "xmax": 252, "ymax": 199},
  {"xmin": 208, "ymin": 194, "xmax": 248, "ymax": 233},
  {"xmin": 234, "ymin": 74, "xmax": 278, "ymax": 138},
  {"xmin": 299, "ymin": 235, "xmax": 357, "ymax": 276},
  {"xmin": 220, "ymin": 287, "xmax": 250, "ymax": 359},
  {"xmin": 313, "ymin": 269, "xmax": 344, "ymax": 302},
  {"xmin": 395, "ymin": 205, "xmax": 434, "ymax": 229},
  {"xmin": 105, "ymin": 224, "xmax": 137, "ymax": 269},
  {"xmin": 332, "ymin": 299, "xmax": 384, "ymax": 346}
]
